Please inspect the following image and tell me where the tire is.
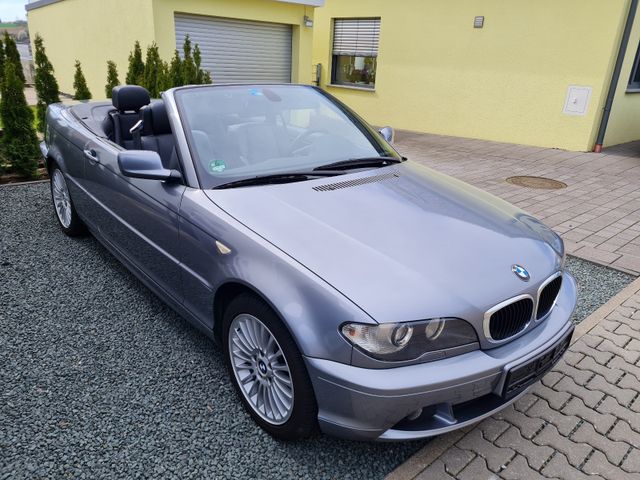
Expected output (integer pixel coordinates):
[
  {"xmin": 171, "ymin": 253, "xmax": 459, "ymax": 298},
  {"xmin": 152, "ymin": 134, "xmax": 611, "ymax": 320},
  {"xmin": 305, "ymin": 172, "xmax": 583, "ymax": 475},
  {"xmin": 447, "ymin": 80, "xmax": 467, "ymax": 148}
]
[
  {"xmin": 50, "ymin": 163, "xmax": 87, "ymax": 237},
  {"xmin": 222, "ymin": 293, "xmax": 318, "ymax": 440}
]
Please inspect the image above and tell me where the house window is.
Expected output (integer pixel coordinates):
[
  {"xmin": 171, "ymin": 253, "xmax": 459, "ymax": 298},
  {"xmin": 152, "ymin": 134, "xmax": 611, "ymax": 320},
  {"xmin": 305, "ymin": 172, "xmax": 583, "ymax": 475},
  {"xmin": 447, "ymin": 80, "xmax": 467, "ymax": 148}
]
[
  {"xmin": 331, "ymin": 18, "xmax": 380, "ymax": 89},
  {"xmin": 629, "ymin": 42, "xmax": 640, "ymax": 90}
]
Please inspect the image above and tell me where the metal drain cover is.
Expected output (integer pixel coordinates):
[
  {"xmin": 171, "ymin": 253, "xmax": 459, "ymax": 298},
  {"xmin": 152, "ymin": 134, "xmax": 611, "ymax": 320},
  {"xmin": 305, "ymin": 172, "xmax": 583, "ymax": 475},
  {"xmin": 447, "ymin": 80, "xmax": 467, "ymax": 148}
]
[{"xmin": 506, "ymin": 176, "xmax": 567, "ymax": 190}]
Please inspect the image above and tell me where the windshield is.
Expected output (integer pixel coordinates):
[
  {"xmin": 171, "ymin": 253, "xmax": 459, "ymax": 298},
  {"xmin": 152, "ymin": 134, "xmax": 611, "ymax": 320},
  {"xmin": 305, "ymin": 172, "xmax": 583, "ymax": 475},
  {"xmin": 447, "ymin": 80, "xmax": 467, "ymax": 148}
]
[{"xmin": 174, "ymin": 85, "xmax": 398, "ymax": 188}]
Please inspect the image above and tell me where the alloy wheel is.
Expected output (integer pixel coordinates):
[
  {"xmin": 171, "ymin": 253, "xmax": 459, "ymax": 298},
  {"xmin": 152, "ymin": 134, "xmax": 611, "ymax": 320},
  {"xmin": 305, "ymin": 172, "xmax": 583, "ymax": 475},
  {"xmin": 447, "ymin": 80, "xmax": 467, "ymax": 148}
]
[
  {"xmin": 52, "ymin": 169, "xmax": 72, "ymax": 228},
  {"xmin": 228, "ymin": 313, "xmax": 294, "ymax": 425}
]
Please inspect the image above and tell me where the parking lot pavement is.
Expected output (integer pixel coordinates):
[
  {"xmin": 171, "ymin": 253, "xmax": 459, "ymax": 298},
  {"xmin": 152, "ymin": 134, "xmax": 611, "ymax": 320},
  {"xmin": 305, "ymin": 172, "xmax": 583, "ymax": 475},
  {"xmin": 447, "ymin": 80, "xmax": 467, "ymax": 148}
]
[
  {"xmin": 395, "ymin": 131, "xmax": 640, "ymax": 274},
  {"xmin": 0, "ymin": 184, "xmax": 423, "ymax": 480}
]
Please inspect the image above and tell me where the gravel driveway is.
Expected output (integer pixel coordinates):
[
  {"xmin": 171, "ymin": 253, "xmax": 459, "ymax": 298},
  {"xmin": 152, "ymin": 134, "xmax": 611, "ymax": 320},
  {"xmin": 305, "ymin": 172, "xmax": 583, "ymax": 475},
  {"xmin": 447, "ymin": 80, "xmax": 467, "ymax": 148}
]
[{"xmin": 0, "ymin": 183, "xmax": 633, "ymax": 479}]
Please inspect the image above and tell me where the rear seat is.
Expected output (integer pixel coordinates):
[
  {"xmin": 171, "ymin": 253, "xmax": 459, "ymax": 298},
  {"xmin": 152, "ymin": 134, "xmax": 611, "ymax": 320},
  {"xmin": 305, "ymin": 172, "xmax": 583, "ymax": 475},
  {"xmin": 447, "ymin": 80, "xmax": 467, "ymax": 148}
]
[{"xmin": 139, "ymin": 102, "xmax": 179, "ymax": 170}]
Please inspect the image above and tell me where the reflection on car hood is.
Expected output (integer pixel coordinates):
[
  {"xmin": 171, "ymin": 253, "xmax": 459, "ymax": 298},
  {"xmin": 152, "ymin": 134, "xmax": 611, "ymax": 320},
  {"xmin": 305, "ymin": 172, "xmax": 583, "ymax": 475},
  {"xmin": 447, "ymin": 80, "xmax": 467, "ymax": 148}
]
[{"xmin": 205, "ymin": 161, "xmax": 561, "ymax": 324}]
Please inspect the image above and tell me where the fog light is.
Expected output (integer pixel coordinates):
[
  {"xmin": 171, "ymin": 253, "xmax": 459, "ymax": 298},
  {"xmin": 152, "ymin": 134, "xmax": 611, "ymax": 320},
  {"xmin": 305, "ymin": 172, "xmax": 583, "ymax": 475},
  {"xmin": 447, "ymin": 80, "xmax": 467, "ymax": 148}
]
[{"xmin": 406, "ymin": 408, "xmax": 423, "ymax": 421}]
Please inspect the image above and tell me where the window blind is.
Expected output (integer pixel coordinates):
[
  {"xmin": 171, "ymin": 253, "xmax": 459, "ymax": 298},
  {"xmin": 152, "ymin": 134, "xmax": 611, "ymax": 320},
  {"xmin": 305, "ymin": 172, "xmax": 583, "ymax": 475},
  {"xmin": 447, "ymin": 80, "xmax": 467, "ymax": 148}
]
[{"xmin": 332, "ymin": 18, "xmax": 380, "ymax": 57}]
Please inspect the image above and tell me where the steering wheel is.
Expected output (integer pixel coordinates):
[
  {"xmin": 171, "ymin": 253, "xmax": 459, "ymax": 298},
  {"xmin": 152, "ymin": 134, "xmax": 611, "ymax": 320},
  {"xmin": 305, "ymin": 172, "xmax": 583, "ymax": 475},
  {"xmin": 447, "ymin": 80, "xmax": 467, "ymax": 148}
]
[{"xmin": 289, "ymin": 129, "xmax": 327, "ymax": 155}]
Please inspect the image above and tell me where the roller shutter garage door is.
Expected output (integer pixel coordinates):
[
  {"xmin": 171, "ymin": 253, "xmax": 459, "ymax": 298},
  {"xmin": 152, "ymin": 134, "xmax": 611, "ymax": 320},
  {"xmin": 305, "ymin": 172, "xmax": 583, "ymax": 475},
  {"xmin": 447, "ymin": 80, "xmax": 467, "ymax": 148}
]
[{"xmin": 175, "ymin": 13, "xmax": 292, "ymax": 84}]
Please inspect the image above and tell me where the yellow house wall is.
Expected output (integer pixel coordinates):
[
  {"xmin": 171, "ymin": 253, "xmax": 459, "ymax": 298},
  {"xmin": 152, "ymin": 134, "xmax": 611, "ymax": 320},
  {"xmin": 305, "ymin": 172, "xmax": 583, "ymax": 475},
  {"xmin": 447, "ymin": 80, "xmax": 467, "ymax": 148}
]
[
  {"xmin": 602, "ymin": 5, "xmax": 640, "ymax": 147},
  {"xmin": 27, "ymin": 0, "xmax": 156, "ymax": 98},
  {"xmin": 27, "ymin": 0, "xmax": 315, "ymax": 99},
  {"xmin": 151, "ymin": 0, "xmax": 315, "ymax": 84},
  {"xmin": 313, "ymin": 0, "xmax": 629, "ymax": 151}
]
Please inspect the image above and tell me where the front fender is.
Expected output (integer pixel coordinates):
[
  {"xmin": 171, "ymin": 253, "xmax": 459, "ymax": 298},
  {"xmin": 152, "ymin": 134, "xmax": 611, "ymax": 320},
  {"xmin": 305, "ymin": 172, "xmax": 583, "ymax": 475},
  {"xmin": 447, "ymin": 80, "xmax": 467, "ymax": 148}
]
[
  {"xmin": 179, "ymin": 189, "xmax": 373, "ymax": 365},
  {"xmin": 42, "ymin": 104, "xmax": 74, "ymax": 173}
]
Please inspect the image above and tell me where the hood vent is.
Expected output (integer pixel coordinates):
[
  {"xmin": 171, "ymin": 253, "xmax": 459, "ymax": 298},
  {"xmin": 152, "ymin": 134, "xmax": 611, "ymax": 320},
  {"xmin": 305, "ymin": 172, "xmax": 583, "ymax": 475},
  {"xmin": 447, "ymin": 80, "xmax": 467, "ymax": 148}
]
[{"xmin": 313, "ymin": 171, "xmax": 400, "ymax": 192}]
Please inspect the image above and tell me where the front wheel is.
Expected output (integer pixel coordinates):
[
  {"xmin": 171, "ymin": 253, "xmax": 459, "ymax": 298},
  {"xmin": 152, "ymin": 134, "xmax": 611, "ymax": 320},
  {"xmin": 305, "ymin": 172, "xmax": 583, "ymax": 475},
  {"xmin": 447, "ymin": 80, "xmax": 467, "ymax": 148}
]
[
  {"xmin": 50, "ymin": 165, "xmax": 86, "ymax": 237},
  {"xmin": 223, "ymin": 293, "xmax": 318, "ymax": 440}
]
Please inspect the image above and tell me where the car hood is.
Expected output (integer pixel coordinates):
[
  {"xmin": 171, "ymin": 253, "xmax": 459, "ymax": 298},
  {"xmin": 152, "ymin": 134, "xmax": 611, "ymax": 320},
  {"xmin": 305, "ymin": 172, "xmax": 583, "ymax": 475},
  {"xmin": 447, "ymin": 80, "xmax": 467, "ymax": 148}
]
[{"xmin": 205, "ymin": 161, "xmax": 562, "ymax": 324}]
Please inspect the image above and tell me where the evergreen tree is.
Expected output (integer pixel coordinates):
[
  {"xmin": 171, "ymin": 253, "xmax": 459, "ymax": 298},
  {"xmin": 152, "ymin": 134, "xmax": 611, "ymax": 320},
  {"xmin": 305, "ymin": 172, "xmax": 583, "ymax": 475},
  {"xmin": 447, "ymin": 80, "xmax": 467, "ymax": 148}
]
[
  {"xmin": 158, "ymin": 60, "xmax": 172, "ymax": 92},
  {"xmin": 169, "ymin": 49, "xmax": 182, "ymax": 88},
  {"xmin": 194, "ymin": 44, "xmax": 204, "ymax": 84},
  {"xmin": 126, "ymin": 41, "xmax": 145, "ymax": 85},
  {"xmin": 0, "ymin": 62, "xmax": 40, "ymax": 178},
  {"xmin": 3, "ymin": 32, "xmax": 24, "ymax": 84},
  {"xmin": 143, "ymin": 42, "xmax": 163, "ymax": 97},
  {"xmin": 33, "ymin": 34, "xmax": 60, "ymax": 133},
  {"xmin": 181, "ymin": 35, "xmax": 197, "ymax": 85},
  {"xmin": 72, "ymin": 60, "xmax": 92, "ymax": 100},
  {"xmin": 105, "ymin": 60, "xmax": 119, "ymax": 98},
  {"xmin": 191, "ymin": 42, "xmax": 211, "ymax": 84},
  {"xmin": 0, "ymin": 36, "xmax": 5, "ymax": 86}
]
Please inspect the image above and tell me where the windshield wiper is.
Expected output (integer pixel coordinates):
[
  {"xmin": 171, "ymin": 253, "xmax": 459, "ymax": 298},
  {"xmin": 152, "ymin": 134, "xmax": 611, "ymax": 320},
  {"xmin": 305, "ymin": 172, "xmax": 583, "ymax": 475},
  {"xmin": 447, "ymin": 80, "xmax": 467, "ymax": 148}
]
[
  {"xmin": 212, "ymin": 172, "xmax": 337, "ymax": 190},
  {"xmin": 313, "ymin": 156, "xmax": 404, "ymax": 172}
]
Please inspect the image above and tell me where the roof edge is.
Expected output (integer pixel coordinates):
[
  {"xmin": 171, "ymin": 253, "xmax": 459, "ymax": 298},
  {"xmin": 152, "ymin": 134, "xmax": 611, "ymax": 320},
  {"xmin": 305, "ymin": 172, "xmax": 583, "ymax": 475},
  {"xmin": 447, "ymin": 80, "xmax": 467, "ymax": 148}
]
[
  {"xmin": 25, "ymin": 0, "xmax": 65, "ymax": 12},
  {"xmin": 26, "ymin": 0, "xmax": 325, "ymax": 12}
]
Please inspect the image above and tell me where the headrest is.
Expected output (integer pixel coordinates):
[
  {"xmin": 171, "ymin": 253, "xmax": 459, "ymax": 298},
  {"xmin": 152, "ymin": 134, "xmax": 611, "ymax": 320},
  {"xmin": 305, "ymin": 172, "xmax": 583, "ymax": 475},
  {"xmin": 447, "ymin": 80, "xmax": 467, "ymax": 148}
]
[
  {"xmin": 141, "ymin": 102, "xmax": 171, "ymax": 135},
  {"xmin": 112, "ymin": 85, "xmax": 150, "ymax": 112}
]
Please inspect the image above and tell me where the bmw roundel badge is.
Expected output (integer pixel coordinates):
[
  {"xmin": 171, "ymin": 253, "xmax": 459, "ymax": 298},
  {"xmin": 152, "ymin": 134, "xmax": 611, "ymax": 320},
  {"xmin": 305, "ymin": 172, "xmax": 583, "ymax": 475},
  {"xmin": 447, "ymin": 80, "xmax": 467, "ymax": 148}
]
[{"xmin": 512, "ymin": 264, "xmax": 530, "ymax": 282}]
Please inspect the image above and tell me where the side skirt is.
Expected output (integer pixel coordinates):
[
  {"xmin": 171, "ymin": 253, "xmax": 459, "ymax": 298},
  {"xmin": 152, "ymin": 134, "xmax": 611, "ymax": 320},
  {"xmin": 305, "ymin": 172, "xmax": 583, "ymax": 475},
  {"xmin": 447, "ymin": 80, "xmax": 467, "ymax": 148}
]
[{"xmin": 88, "ymin": 225, "xmax": 218, "ymax": 343}]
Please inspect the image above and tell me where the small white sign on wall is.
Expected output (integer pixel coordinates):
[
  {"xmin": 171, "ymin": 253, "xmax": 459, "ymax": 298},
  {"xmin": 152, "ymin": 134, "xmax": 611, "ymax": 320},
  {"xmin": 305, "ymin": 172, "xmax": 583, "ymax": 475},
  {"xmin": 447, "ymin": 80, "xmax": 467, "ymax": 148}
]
[{"xmin": 563, "ymin": 86, "xmax": 592, "ymax": 116}]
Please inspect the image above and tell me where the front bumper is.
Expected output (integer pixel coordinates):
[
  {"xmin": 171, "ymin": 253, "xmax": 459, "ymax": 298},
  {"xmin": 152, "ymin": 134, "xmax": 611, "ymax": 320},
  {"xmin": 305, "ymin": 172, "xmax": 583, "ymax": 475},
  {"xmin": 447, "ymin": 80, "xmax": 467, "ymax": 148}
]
[{"xmin": 305, "ymin": 271, "xmax": 577, "ymax": 441}]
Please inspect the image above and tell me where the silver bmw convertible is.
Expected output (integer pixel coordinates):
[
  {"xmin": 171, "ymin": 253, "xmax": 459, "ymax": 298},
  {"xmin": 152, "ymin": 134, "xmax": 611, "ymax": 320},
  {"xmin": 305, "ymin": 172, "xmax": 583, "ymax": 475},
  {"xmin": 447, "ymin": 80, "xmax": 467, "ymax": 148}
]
[{"xmin": 43, "ymin": 84, "xmax": 576, "ymax": 441}]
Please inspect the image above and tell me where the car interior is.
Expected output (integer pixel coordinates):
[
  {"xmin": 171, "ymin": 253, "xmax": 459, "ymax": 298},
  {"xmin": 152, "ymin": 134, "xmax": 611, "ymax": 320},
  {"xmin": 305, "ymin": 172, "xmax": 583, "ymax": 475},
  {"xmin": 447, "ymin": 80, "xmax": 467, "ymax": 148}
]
[
  {"xmin": 71, "ymin": 85, "xmax": 180, "ymax": 171},
  {"xmin": 70, "ymin": 84, "xmax": 380, "ymax": 184}
]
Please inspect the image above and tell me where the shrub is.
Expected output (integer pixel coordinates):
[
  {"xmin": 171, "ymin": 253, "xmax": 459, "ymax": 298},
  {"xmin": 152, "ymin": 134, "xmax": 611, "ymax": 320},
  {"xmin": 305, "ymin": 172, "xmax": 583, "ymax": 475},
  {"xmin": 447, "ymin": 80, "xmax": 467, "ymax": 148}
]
[
  {"xmin": 194, "ymin": 44, "xmax": 204, "ymax": 84},
  {"xmin": 33, "ymin": 34, "xmax": 60, "ymax": 133},
  {"xmin": 168, "ymin": 49, "xmax": 182, "ymax": 88},
  {"xmin": 105, "ymin": 60, "xmax": 119, "ymax": 98},
  {"xmin": 159, "ymin": 60, "xmax": 172, "ymax": 92},
  {"xmin": 192, "ymin": 42, "xmax": 211, "ymax": 84},
  {"xmin": 121, "ymin": 38, "xmax": 211, "ymax": 92},
  {"xmin": 72, "ymin": 60, "xmax": 92, "ymax": 100},
  {"xmin": 0, "ymin": 62, "xmax": 40, "ymax": 178},
  {"xmin": 3, "ymin": 32, "xmax": 24, "ymax": 84},
  {"xmin": 181, "ymin": 35, "xmax": 198, "ymax": 85},
  {"xmin": 0, "ymin": 36, "xmax": 4, "ymax": 86},
  {"xmin": 126, "ymin": 41, "xmax": 145, "ymax": 86},
  {"xmin": 143, "ymin": 42, "xmax": 164, "ymax": 98}
]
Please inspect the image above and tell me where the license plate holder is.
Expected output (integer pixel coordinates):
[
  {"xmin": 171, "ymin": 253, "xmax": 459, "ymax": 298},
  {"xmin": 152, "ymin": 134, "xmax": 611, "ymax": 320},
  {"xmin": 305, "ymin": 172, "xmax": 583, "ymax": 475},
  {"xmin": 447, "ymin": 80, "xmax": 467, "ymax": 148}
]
[{"xmin": 502, "ymin": 328, "xmax": 574, "ymax": 400}]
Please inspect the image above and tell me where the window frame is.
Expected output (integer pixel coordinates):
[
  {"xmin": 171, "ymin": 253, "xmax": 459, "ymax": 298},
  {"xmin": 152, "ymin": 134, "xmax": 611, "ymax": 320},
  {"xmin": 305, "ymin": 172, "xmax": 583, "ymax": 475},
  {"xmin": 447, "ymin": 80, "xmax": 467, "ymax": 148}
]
[
  {"xmin": 329, "ymin": 17, "xmax": 381, "ymax": 91},
  {"xmin": 628, "ymin": 42, "xmax": 640, "ymax": 92}
]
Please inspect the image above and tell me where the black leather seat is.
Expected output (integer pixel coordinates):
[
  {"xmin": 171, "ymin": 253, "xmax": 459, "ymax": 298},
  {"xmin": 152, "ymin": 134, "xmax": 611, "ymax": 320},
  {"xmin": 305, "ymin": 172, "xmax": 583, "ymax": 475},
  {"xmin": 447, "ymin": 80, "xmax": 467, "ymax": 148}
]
[
  {"xmin": 140, "ymin": 102, "xmax": 179, "ymax": 170},
  {"xmin": 110, "ymin": 85, "xmax": 150, "ymax": 149}
]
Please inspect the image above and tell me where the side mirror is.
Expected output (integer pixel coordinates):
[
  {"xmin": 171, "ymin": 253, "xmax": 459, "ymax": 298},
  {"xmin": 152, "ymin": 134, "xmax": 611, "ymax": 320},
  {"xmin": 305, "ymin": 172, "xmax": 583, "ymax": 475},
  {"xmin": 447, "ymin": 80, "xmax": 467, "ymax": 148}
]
[
  {"xmin": 379, "ymin": 126, "xmax": 395, "ymax": 144},
  {"xmin": 118, "ymin": 150, "xmax": 181, "ymax": 181}
]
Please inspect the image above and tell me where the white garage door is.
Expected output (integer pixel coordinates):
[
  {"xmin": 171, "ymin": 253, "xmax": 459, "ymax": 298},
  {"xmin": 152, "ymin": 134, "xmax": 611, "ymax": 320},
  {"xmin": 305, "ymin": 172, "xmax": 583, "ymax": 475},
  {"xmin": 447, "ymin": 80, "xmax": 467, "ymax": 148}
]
[{"xmin": 175, "ymin": 13, "xmax": 292, "ymax": 84}]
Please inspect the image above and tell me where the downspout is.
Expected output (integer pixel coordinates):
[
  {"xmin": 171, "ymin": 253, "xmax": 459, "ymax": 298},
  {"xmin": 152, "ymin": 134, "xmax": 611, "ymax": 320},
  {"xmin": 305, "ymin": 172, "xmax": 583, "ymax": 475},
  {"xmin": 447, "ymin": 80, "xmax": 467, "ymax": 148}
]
[{"xmin": 594, "ymin": 0, "xmax": 638, "ymax": 153}]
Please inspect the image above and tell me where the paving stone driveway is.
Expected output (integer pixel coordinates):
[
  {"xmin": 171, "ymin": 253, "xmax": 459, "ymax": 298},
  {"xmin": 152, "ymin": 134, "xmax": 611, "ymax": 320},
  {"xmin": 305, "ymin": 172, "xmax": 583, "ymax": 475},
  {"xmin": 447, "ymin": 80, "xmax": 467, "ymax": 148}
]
[
  {"xmin": 388, "ymin": 132, "xmax": 640, "ymax": 479},
  {"xmin": 395, "ymin": 132, "xmax": 640, "ymax": 274}
]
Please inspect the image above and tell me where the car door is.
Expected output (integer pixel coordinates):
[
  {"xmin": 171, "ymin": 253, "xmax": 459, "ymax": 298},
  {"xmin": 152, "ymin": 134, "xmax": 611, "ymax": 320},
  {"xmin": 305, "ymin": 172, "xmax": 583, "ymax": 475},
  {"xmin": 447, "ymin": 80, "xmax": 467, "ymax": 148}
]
[{"xmin": 81, "ymin": 138, "xmax": 185, "ymax": 302}]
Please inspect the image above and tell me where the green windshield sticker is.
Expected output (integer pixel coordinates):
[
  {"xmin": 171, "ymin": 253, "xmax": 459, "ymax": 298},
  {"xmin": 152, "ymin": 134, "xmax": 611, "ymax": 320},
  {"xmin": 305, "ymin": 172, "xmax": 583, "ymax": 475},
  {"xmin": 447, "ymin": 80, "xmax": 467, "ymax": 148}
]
[{"xmin": 209, "ymin": 160, "xmax": 226, "ymax": 173}]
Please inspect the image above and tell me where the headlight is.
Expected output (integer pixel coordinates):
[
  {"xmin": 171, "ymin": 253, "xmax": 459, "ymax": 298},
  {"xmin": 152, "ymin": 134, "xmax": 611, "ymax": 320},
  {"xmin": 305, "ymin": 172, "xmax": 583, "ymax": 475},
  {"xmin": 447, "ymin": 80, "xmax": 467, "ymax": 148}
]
[{"xmin": 340, "ymin": 318, "xmax": 478, "ymax": 362}]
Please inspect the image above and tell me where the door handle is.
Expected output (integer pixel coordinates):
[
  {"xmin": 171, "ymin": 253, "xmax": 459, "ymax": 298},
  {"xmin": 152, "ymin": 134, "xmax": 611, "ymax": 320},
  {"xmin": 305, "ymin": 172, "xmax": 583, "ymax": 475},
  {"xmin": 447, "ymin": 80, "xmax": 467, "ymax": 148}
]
[{"xmin": 84, "ymin": 149, "xmax": 99, "ymax": 164}]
